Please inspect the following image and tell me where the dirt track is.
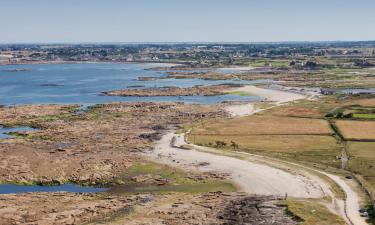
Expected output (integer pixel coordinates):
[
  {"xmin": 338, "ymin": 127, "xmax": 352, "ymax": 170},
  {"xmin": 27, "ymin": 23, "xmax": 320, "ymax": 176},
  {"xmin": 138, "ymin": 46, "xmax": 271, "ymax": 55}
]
[{"xmin": 148, "ymin": 131, "xmax": 368, "ymax": 225}]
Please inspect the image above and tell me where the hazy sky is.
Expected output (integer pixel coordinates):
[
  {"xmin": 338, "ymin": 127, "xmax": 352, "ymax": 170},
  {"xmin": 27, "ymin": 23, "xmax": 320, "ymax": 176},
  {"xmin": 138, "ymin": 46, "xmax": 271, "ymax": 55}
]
[{"xmin": 0, "ymin": 0, "xmax": 374, "ymax": 43}]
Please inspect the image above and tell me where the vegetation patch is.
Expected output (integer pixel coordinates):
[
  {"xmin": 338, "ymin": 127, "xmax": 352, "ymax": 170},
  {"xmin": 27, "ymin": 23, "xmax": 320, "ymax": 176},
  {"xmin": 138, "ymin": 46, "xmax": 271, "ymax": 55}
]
[
  {"xmin": 280, "ymin": 200, "xmax": 346, "ymax": 225},
  {"xmin": 352, "ymin": 113, "xmax": 375, "ymax": 120},
  {"xmin": 113, "ymin": 161, "xmax": 236, "ymax": 194},
  {"xmin": 347, "ymin": 142, "xmax": 375, "ymax": 194},
  {"xmin": 224, "ymin": 91, "xmax": 253, "ymax": 96},
  {"xmin": 192, "ymin": 115, "xmax": 333, "ymax": 136},
  {"xmin": 191, "ymin": 134, "xmax": 341, "ymax": 168},
  {"xmin": 188, "ymin": 114, "xmax": 340, "ymax": 167}
]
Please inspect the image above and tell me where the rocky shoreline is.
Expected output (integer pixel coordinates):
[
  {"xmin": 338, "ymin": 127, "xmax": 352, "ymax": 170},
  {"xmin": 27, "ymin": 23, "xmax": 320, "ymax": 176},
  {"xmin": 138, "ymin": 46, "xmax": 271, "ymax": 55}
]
[
  {"xmin": 0, "ymin": 103, "xmax": 228, "ymax": 186},
  {"xmin": 102, "ymin": 84, "xmax": 243, "ymax": 97},
  {"xmin": 0, "ymin": 191, "xmax": 297, "ymax": 225}
]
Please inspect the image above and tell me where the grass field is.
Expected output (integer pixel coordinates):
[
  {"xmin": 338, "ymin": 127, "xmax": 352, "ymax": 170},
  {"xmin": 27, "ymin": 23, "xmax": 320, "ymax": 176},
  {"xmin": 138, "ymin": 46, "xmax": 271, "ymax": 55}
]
[
  {"xmin": 189, "ymin": 115, "xmax": 341, "ymax": 168},
  {"xmin": 348, "ymin": 98, "xmax": 375, "ymax": 107},
  {"xmin": 193, "ymin": 116, "xmax": 333, "ymax": 136},
  {"xmin": 352, "ymin": 114, "xmax": 375, "ymax": 119},
  {"xmin": 336, "ymin": 120, "xmax": 375, "ymax": 140},
  {"xmin": 264, "ymin": 96, "xmax": 341, "ymax": 118},
  {"xmin": 191, "ymin": 134, "xmax": 341, "ymax": 167},
  {"xmin": 347, "ymin": 142, "xmax": 375, "ymax": 195},
  {"xmin": 281, "ymin": 200, "xmax": 346, "ymax": 225}
]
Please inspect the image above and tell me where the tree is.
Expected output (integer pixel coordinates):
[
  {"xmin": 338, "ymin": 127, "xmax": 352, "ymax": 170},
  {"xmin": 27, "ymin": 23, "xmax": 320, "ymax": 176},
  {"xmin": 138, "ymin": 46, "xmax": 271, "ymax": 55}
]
[{"xmin": 230, "ymin": 141, "xmax": 239, "ymax": 150}]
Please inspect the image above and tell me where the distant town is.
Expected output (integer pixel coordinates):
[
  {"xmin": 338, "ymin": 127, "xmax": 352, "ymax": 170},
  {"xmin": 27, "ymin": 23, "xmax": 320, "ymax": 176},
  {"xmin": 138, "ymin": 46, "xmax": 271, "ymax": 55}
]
[{"xmin": 1, "ymin": 42, "xmax": 375, "ymax": 68}]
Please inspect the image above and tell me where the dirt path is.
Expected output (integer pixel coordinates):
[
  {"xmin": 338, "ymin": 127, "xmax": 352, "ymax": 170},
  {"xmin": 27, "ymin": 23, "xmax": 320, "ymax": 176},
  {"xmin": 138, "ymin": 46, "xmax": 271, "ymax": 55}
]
[{"xmin": 148, "ymin": 132, "xmax": 367, "ymax": 225}]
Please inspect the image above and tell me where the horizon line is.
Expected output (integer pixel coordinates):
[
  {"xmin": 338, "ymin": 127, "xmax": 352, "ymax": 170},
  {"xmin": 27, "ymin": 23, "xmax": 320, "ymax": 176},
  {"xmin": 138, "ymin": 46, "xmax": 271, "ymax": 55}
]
[{"xmin": 1, "ymin": 40, "xmax": 375, "ymax": 46}]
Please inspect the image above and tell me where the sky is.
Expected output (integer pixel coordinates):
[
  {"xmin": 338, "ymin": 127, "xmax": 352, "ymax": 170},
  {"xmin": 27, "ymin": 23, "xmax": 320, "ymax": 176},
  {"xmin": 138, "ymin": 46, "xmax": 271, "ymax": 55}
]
[{"xmin": 0, "ymin": 0, "xmax": 374, "ymax": 43}]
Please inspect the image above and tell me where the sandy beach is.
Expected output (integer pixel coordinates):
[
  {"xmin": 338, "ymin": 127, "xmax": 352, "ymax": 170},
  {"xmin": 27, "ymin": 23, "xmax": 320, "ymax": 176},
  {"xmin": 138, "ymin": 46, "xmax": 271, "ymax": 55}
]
[
  {"xmin": 148, "ymin": 132, "xmax": 330, "ymax": 198},
  {"xmin": 224, "ymin": 85, "xmax": 306, "ymax": 117},
  {"xmin": 230, "ymin": 85, "xmax": 306, "ymax": 103}
]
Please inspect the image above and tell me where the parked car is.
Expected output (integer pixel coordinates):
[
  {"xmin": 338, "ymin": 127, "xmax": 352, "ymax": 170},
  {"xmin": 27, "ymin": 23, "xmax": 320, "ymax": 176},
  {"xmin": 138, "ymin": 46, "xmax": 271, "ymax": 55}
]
[{"xmin": 359, "ymin": 208, "xmax": 369, "ymax": 217}]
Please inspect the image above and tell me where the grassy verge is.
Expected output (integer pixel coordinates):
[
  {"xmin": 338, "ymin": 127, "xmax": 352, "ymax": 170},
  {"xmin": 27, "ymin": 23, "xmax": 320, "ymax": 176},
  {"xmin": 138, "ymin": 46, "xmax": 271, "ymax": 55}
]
[
  {"xmin": 280, "ymin": 199, "xmax": 346, "ymax": 225},
  {"xmin": 347, "ymin": 142, "xmax": 375, "ymax": 196},
  {"xmin": 365, "ymin": 204, "xmax": 375, "ymax": 224}
]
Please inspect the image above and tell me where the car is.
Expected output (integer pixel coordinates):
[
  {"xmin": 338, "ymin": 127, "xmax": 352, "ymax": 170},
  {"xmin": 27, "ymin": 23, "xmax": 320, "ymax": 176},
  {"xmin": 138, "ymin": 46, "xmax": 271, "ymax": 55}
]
[{"xmin": 359, "ymin": 208, "xmax": 369, "ymax": 217}]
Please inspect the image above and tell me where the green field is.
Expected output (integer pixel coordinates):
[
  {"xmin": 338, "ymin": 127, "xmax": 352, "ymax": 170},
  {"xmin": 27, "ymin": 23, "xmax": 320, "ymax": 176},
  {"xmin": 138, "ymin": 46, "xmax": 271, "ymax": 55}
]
[{"xmin": 352, "ymin": 114, "xmax": 375, "ymax": 119}]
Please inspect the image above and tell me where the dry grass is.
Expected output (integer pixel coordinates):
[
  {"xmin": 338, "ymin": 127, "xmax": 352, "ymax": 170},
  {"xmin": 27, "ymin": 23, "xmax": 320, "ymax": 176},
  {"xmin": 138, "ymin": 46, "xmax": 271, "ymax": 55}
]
[
  {"xmin": 346, "ymin": 98, "xmax": 375, "ymax": 107},
  {"xmin": 269, "ymin": 106, "xmax": 325, "ymax": 118},
  {"xmin": 265, "ymin": 96, "xmax": 375, "ymax": 119},
  {"xmin": 191, "ymin": 134, "xmax": 341, "ymax": 167},
  {"xmin": 265, "ymin": 97, "xmax": 340, "ymax": 118},
  {"xmin": 281, "ymin": 200, "xmax": 346, "ymax": 225},
  {"xmin": 189, "ymin": 112, "xmax": 340, "ymax": 167},
  {"xmin": 347, "ymin": 142, "xmax": 375, "ymax": 196},
  {"xmin": 336, "ymin": 120, "xmax": 375, "ymax": 140},
  {"xmin": 193, "ymin": 116, "xmax": 332, "ymax": 136}
]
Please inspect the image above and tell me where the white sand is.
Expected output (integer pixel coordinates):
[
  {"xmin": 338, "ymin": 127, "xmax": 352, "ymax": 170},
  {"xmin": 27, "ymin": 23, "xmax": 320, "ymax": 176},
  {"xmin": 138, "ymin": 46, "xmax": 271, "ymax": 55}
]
[
  {"xmin": 224, "ymin": 85, "xmax": 306, "ymax": 117},
  {"xmin": 148, "ymin": 132, "xmax": 328, "ymax": 198},
  {"xmin": 231, "ymin": 85, "xmax": 305, "ymax": 103}
]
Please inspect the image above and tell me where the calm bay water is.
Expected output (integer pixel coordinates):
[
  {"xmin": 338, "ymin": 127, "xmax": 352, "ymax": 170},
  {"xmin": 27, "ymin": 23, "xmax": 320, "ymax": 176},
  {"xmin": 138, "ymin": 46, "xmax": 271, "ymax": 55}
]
[{"xmin": 0, "ymin": 63, "xmax": 265, "ymax": 105}]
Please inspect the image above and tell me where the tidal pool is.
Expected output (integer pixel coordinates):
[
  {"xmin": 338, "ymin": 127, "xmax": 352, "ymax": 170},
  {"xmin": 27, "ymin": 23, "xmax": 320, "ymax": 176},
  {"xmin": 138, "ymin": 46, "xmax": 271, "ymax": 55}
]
[
  {"xmin": 107, "ymin": 182, "xmax": 235, "ymax": 194},
  {"xmin": 0, "ymin": 126, "xmax": 38, "ymax": 139},
  {"xmin": 0, "ymin": 184, "xmax": 107, "ymax": 194}
]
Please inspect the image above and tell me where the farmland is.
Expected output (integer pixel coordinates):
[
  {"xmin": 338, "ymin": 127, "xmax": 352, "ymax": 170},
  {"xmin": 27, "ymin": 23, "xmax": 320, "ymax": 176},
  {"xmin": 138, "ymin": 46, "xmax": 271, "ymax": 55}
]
[
  {"xmin": 189, "ymin": 115, "xmax": 341, "ymax": 168},
  {"xmin": 336, "ymin": 120, "xmax": 375, "ymax": 140}
]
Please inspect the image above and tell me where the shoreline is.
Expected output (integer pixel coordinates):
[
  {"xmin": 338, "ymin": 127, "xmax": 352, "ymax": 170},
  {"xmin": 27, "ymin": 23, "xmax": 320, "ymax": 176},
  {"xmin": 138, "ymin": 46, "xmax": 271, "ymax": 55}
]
[
  {"xmin": 0, "ymin": 60, "xmax": 182, "ymax": 67},
  {"xmin": 223, "ymin": 85, "xmax": 307, "ymax": 117}
]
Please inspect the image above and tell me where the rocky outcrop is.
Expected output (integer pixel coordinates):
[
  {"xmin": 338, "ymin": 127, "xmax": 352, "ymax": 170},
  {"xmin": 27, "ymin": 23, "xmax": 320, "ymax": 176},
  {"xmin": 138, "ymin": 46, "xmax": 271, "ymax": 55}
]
[{"xmin": 102, "ymin": 84, "xmax": 243, "ymax": 97}]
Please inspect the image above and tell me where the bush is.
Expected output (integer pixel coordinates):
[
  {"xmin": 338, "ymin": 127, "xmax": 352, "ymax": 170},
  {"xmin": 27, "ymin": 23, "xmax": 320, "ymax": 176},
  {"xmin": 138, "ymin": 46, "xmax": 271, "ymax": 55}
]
[{"xmin": 215, "ymin": 141, "xmax": 227, "ymax": 148}]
